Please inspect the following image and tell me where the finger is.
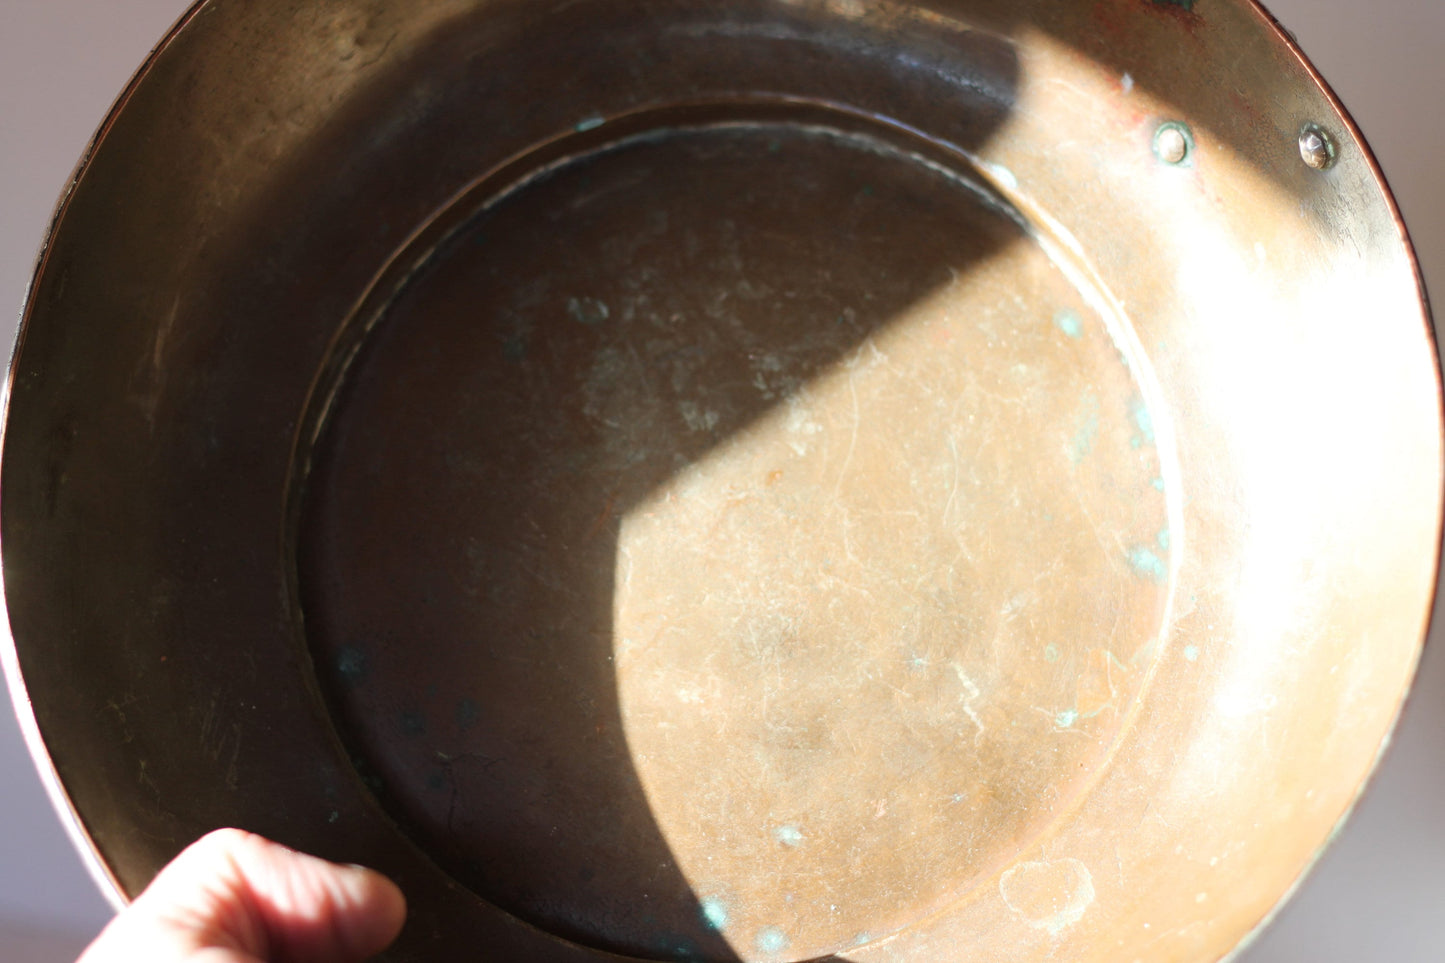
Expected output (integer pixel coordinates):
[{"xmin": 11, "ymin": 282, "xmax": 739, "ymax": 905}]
[
  {"xmin": 82, "ymin": 829, "xmax": 406, "ymax": 963},
  {"xmin": 199, "ymin": 830, "xmax": 406, "ymax": 963}
]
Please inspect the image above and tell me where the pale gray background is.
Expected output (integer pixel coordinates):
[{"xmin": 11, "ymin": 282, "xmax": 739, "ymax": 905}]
[{"xmin": 0, "ymin": 0, "xmax": 1441, "ymax": 959}]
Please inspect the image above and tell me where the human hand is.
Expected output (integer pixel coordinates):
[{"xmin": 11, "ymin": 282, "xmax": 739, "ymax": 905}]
[{"xmin": 76, "ymin": 828, "xmax": 406, "ymax": 963}]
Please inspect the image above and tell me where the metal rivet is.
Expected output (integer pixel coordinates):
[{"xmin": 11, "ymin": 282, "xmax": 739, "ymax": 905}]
[
  {"xmin": 1299, "ymin": 123, "xmax": 1336, "ymax": 170},
  {"xmin": 1154, "ymin": 122, "xmax": 1191, "ymax": 165}
]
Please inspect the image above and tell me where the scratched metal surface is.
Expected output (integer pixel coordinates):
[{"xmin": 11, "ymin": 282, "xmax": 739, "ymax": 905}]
[{"xmin": 0, "ymin": 1, "xmax": 1441, "ymax": 961}]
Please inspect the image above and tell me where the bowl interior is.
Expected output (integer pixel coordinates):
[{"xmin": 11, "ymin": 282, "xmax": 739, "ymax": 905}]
[{"xmin": 3, "ymin": 1, "xmax": 1439, "ymax": 961}]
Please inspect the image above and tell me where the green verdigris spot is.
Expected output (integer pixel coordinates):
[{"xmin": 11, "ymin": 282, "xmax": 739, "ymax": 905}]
[
  {"xmin": 774, "ymin": 825, "xmax": 804, "ymax": 847},
  {"xmin": 567, "ymin": 296, "xmax": 610, "ymax": 325},
  {"xmin": 1131, "ymin": 399, "xmax": 1156, "ymax": 446},
  {"xmin": 336, "ymin": 646, "xmax": 367, "ymax": 684},
  {"xmin": 1054, "ymin": 310, "xmax": 1083, "ymax": 339},
  {"xmin": 1151, "ymin": 0, "xmax": 1195, "ymax": 10},
  {"xmin": 700, "ymin": 898, "xmax": 729, "ymax": 932},
  {"xmin": 757, "ymin": 928, "xmax": 789, "ymax": 954},
  {"xmin": 1128, "ymin": 546, "xmax": 1168, "ymax": 583}
]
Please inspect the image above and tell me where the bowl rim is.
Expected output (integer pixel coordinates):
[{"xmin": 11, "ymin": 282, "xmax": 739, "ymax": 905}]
[{"xmin": 2, "ymin": 0, "xmax": 1439, "ymax": 957}]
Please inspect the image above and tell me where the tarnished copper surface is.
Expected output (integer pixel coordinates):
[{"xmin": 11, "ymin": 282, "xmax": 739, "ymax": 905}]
[{"xmin": 2, "ymin": 1, "xmax": 1440, "ymax": 962}]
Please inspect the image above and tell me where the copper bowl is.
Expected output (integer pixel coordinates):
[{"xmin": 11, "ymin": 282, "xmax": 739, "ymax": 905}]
[{"xmin": 3, "ymin": 1, "xmax": 1440, "ymax": 960}]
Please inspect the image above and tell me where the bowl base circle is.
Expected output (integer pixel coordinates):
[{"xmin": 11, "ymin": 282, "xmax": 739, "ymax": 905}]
[{"xmin": 296, "ymin": 113, "xmax": 1171, "ymax": 961}]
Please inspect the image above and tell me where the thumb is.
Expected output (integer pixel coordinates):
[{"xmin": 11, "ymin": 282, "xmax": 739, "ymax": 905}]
[{"xmin": 79, "ymin": 829, "xmax": 406, "ymax": 963}]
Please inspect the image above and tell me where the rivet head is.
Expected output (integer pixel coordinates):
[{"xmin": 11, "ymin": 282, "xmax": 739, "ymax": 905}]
[
  {"xmin": 1299, "ymin": 123, "xmax": 1336, "ymax": 170},
  {"xmin": 1154, "ymin": 122, "xmax": 1191, "ymax": 165}
]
